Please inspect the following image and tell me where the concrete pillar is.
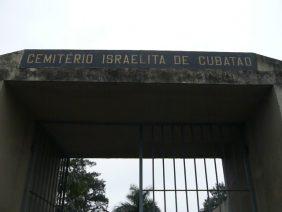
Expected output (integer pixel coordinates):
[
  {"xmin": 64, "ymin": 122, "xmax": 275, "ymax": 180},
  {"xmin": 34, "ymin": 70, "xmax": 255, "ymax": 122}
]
[
  {"xmin": 246, "ymin": 85, "xmax": 282, "ymax": 211},
  {"xmin": 0, "ymin": 81, "xmax": 34, "ymax": 212},
  {"xmin": 222, "ymin": 144, "xmax": 252, "ymax": 212}
]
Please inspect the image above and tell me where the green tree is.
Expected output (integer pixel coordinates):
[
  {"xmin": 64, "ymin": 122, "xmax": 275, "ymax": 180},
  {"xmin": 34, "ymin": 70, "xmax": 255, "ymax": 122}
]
[
  {"xmin": 203, "ymin": 183, "xmax": 227, "ymax": 211},
  {"xmin": 58, "ymin": 158, "xmax": 109, "ymax": 212},
  {"xmin": 113, "ymin": 185, "xmax": 160, "ymax": 212}
]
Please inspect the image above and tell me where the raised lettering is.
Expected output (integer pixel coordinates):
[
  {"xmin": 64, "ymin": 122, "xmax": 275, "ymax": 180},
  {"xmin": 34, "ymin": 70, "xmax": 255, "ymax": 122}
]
[
  {"xmin": 182, "ymin": 56, "xmax": 189, "ymax": 65},
  {"xmin": 27, "ymin": 54, "xmax": 35, "ymax": 63},
  {"xmin": 43, "ymin": 54, "xmax": 52, "ymax": 63},
  {"xmin": 35, "ymin": 54, "xmax": 43, "ymax": 63},
  {"xmin": 106, "ymin": 55, "xmax": 113, "ymax": 64},
  {"xmin": 57, "ymin": 54, "xmax": 65, "ymax": 63},
  {"xmin": 131, "ymin": 55, "xmax": 138, "ymax": 64},
  {"xmin": 207, "ymin": 56, "xmax": 214, "ymax": 65},
  {"xmin": 229, "ymin": 57, "xmax": 236, "ymax": 66},
  {"xmin": 159, "ymin": 55, "xmax": 166, "ymax": 64},
  {"xmin": 81, "ymin": 54, "xmax": 86, "ymax": 64},
  {"xmin": 215, "ymin": 56, "xmax": 222, "ymax": 65},
  {"xmin": 74, "ymin": 54, "xmax": 81, "ymax": 63},
  {"xmin": 123, "ymin": 55, "xmax": 129, "ymax": 64},
  {"xmin": 174, "ymin": 56, "xmax": 181, "ymax": 64},
  {"xmin": 237, "ymin": 57, "xmax": 244, "ymax": 66},
  {"xmin": 223, "ymin": 57, "xmax": 230, "ymax": 66},
  {"xmin": 139, "ymin": 55, "xmax": 146, "ymax": 64},
  {"xmin": 245, "ymin": 57, "xmax": 252, "ymax": 66},
  {"xmin": 198, "ymin": 56, "xmax": 205, "ymax": 65},
  {"xmin": 152, "ymin": 55, "xmax": 158, "ymax": 64},
  {"xmin": 52, "ymin": 55, "xmax": 56, "ymax": 63},
  {"xmin": 115, "ymin": 55, "xmax": 122, "ymax": 64},
  {"xmin": 86, "ymin": 54, "xmax": 93, "ymax": 64},
  {"xmin": 65, "ymin": 54, "xmax": 73, "ymax": 64}
]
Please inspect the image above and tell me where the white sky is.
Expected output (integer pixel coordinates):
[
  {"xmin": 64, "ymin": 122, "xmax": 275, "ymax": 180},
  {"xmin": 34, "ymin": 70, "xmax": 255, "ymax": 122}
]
[
  {"xmin": 0, "ymin": 0, "xmax": 282, "ymax": 60},
  {"xmin": 0, "ymin": 0, "xmax": 280, "ymax": 211}
]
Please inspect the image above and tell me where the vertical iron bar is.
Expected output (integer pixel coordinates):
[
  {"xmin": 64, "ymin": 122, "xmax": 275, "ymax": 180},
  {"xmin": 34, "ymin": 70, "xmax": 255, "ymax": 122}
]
[
  {"xmin": 57, "ymin": 159, "xmax": 63, "ymax": 207},
  {"xmin": 243, "ymin": 146, "xmax": 258, "ymax": 212},
  {"xmin": 21, "ymin": 131, "xmax": 39, "ymax": 212},
  {"xmin": 204, "ymin": 158, "xmax": 211, "ymax": 212},
  {"xmin": 172, "ymin": 126, "xmax": 178, "ymax": 212},
  {"xmin": 59, "ymin": 158, "xmax": 67, "ymax": 207},
  {"xmin": 56, "ymin": 159, "xmax": 62, "ymax": 207},
  {"xmin": 45, "ymin": 147, "xmax": 54, "ymax": 212},
  {"xmin": 214, "ymin": 158, "xmax": 221, "ymax": 212},
  {"xmin": 139, "ymin": 125, "xmax": 144, "ymax": 212},
  {"xmin": 46, "ymin": 151, "xmax": 55, "ymax": 212},
  {"xmin": 58, "ymin": 159, "xmax": 64, "ymax": 207},
  {"xmin": 221, "ymin": 134, "xmax": 229, "ymax": 212},
  {"xmin": 42, "ymin": 138, "xmax": 52, "ymax": 211},
  {"xmin": 211, "ymin": 124, "xmax": 220, "ymax": 207},
  {"xmin": 38, "ymin": 132, "xmax": 48, "ymax": 210},
  {"xmin": 30, "ymin": 132, "xmax": 41, "ymax": 212},
  {"xmin": 183, "ymin": 158, "xmax": 189, "ymax": 212},
  {"xmin": 44, "ymin": 138, "xmax": 53, "ymax": 210},
  {"xmin": 173, "ymin": 158, "xmax": 178, "ymax": 212},
  {"xmin": 32, "ymin": 131, "xmax": 46, "ymax": 211},
  {"xmin": 48, "ymin": 148, "xmax": 56, "ymax": 211},
  {"xmin": 161, "ymin": 125, "xmax": 167, "ymax": 212},
  {"xmin": 61, "ymin": 158, "xmax": 70, "ymax": 211},
  {"xmin": 151, "ymin": 126, "xmax": 155, "ymax": 212},
  {"xmin": 181, "ymin": 125, "xmax": 189, "ymax": 212},
  {"xmin": 51, "ymin": 157, "xmax": 61, "ymax": 211},
  {"xmin": 194, "ymin": 159, "xmax": 200, "ymax": 212},
  {"xmin": 191, "ymin": 126, "xmax": 200, "ymax": 212}
]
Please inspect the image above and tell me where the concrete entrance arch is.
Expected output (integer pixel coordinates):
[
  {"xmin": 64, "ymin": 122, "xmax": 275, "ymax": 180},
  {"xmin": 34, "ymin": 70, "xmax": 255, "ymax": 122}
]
[{"xmin": 0, "ymin": 50, "xmax": 281, "ymax": 211}]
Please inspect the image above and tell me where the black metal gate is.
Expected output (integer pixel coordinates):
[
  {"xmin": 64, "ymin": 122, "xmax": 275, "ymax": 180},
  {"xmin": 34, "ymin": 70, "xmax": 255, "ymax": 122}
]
[
  {"xmin": 137, "ymin": 123, "xmax": 257, "ymax": 212},
  {"xmin": 21, "ymin": 125, "xmax": 66, "ymax": 212},
  {"xmin": 22, "ymin": 123, "xmax": 257, "ymax": 212}
]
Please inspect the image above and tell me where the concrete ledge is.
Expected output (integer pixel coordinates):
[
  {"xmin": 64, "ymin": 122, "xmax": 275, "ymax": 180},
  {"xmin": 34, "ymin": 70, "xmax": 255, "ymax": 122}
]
[{"xmin": 0, "ymin": 50, "xmax": 281, "ymax": 85}]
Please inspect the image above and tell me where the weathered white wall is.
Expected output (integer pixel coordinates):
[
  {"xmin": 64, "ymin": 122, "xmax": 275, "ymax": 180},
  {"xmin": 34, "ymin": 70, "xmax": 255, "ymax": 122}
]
[
  {"xmin": 0, "ymin": 81, "xmax": 34, "ymax": 212},
  {"xmin": 246, "ymin": 85, "xmax": 282, "ymax": 211}
]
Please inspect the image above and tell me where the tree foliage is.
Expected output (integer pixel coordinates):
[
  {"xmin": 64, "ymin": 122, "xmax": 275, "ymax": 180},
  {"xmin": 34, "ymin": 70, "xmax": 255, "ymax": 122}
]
[
  {"xmin": 203, "ymin": 183, "xmax": 227, "ymax": 211},
  {"xmin": 113, "ymin": 185, "xmax": 161, "ymax": 212},
  {"xmin": 59, "ymin": 158, "xmax": 109, "ymax": 212}
]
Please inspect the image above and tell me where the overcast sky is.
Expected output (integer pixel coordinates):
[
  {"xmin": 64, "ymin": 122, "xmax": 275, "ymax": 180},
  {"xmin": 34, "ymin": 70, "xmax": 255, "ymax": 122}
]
[
  {"xmin": 0, "ymin": 0, "xmax": 280, "ymax": 211},
  {"xmin": 0, "ymin": 0, "xmax": 282, "ymax": 60}
]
